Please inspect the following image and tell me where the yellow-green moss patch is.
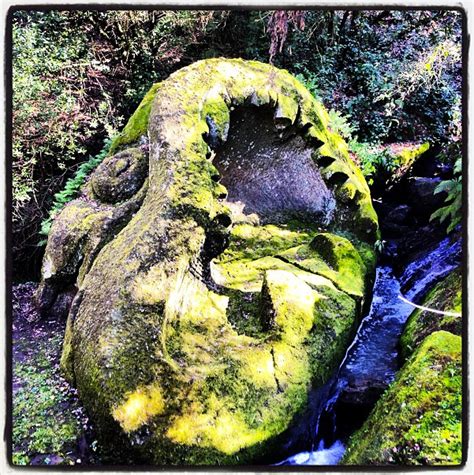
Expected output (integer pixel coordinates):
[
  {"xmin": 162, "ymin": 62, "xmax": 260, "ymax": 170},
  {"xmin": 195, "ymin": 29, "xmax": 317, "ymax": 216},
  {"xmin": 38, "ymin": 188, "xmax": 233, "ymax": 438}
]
[
  {"xmin": 400, "ymin": 268, "xmax": 462, "ymax": 359},
  {"xmin": 109, "ymin": 82, "xmax": 162, "ymax": 154}
]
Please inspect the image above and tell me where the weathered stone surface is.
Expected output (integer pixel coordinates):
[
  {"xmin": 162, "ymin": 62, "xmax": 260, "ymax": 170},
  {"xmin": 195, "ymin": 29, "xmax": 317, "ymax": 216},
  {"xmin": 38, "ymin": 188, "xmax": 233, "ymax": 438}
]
[
  {"xmin": 38, "ymin": 59, "xmax": 379, "ymax": 464},
  {"xmin": 35, "ymin": 147, "xmax": 148, "ymax": 315},
  {"xmin": 91, "ymin": 147, "xmax": 148, "ymax": 203}
]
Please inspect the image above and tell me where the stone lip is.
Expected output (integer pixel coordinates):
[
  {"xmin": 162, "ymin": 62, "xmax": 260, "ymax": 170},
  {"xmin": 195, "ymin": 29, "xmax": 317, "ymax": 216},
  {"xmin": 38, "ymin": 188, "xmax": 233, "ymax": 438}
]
[{"xmin": 37, "ymin": 58, "xmax": 379, "ymax": 465}]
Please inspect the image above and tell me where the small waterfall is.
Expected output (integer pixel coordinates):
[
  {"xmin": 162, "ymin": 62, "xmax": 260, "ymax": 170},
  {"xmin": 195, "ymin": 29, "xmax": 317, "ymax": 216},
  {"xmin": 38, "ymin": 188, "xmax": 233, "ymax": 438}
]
[
  {"xmin": 276, "ymin": 235, "xmax": 461, "ymax": 466},
  {"xmin": 400, "ymin": 236, "xmax": 462, "ymax": 302},
  {"xmin": 276, "ymin": 440, "xmax": 346, "ymax": 466}
]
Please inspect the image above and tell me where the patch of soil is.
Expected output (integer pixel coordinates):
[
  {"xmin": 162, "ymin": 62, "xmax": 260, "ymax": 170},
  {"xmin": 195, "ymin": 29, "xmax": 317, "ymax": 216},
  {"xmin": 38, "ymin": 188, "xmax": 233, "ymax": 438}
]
[{"xmin": 11, "ymin": 282, "xmax": 102, "ymax": 466}]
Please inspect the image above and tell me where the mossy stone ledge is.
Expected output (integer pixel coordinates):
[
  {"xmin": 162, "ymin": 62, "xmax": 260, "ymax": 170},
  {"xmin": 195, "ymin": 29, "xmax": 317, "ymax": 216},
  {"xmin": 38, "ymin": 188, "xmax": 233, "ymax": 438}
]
[
  {"xmin": 38, "ymin": 58, "xmax": 379, "ymax": 464},
  {"xmin": 400, "ymin": 268, "xmax": 462, "ymax": 360}
]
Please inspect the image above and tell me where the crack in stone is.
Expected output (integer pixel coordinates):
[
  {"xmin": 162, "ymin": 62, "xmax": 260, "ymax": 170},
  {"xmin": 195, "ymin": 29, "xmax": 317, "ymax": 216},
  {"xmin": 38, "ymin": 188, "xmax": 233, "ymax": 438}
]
[
  {"xmin": 270, "ymin": 346, "xmax": 283, "ymax": 393},
  {"xmin": 273, "ymin": 253, "xmax": 356, "ymax": 300}
]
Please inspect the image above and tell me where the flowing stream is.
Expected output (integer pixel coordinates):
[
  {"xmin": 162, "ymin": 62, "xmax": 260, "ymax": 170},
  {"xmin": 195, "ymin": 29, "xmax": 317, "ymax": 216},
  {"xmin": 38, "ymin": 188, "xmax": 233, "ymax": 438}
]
[{"xmin": 277, "ymin": 235, "xmax": 462, "ymax": 466}]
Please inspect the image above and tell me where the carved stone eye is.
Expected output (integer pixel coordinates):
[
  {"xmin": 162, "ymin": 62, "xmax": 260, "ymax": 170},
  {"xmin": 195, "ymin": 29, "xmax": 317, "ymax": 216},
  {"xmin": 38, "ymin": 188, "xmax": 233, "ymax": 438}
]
[{"xmin": 91, "ymin": 148, "xmax": 148, "ymax": 203}]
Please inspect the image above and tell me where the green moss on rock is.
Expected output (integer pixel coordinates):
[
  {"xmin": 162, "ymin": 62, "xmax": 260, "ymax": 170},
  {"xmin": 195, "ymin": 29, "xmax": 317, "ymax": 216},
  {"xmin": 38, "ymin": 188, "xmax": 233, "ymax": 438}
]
[
  {"xmin": 343, "ymin": 331, "xmax": 462, "ymax": 466},
  {"xmin": 400, "ymin": 268, "xmax": 462, "ymax": 360},
  {"xmin": 278, "ymin": 233, "xmax": 368, "ymax": 298},
  {"xmin": 109, "ymin": 82, "xmax": 162, "ymax": 154},
  {"xmin": 392, "ymin": 142, "xmax": 430, "ymax": 181},
  {"xmin": 39, "ymin": 58, "xmax": 378, "ymax": 465}
]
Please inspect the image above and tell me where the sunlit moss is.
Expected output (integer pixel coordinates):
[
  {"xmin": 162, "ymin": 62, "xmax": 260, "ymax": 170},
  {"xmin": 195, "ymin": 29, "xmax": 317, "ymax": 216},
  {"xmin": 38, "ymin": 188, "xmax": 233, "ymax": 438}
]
[
  {"xmin": 395, "ymin": 142, "xmax": 430, "ymax": 177},
  {"xmin": 109, "ymin": 82, "xmax": 162, "ymax": 154},
  {"xmin": 59, "ymin": 314, "xmax": 75, "ymax": 384},
  {"xmin": 263, "ymin": 269, "xmax": 317, "ymax": 345},
  {"xmin": 233, "ymin": 346, "xmax": 277, "ymax": 389},
  {"xmin": 271, "ymin": 340, "xmax": 309, "ymax": 386},
  {"xmin": 167, "ymin": 406, "xmax": 271, "ymax": 455},
  {"xmin": 217, "ymin": 222, "xmax": 316, "ymax": 264},
  {"xmin": 278, "ymin": 232, "xmax": 367, "ymax": 298},
  {"xmin": 112, "ymin": 384, "xmax": 165, "ymax": 433}
]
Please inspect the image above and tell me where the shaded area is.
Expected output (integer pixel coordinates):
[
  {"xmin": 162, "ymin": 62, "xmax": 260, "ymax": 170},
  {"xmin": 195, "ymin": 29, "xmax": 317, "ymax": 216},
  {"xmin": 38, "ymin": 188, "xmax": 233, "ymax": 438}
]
[
  {"xmin": 12, "ymin": 283, "xmax": 100, "ymax": 466},
  {"xmin": 214, "ymin": 106, "xmax": 335, "ymax": 226}
]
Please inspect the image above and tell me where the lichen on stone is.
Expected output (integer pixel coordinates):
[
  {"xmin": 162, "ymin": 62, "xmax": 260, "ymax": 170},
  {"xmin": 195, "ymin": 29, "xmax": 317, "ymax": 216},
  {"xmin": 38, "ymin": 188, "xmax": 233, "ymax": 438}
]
[{"xmin": 38, "ymin": 58, "xmax": 379, "ymax": 464}]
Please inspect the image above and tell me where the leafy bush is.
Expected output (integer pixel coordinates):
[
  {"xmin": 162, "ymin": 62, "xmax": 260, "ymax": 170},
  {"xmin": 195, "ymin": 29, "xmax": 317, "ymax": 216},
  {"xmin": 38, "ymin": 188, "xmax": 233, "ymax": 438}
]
[
  {"xmin": 327, "ymin": 109, "xmax": 357, "ymax": 139},
  {"xmin": 349, "ymin": 141, "xmax": 396, "ymax": 186},
  {"xmin": 326, "ymin": 109, "xmax": 401, "ymax": 190},
  {"xmin": 430, "ymin": 157, "xmax": 462, "ymax": 233},
  {"xmin": 39, "ymin": 139, "xmax": 112, "ymax": 241},
  {"xmin": 12, "ymin": 11, "xmax": 122, "ymax": 273},
  {"xmin": 272, "ymin": 10, "xmax": 462, "ymax": 146}
]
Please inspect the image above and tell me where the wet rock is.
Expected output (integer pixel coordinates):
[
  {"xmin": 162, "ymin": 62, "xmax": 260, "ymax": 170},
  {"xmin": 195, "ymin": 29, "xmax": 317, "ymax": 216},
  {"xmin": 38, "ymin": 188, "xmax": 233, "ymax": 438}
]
[
  {"xmin": 343, "ymin": 331, "xmax": 462, "ymax": 465},
  {"xmin": 38, "ymin": 59, "xmax": 378, "ymax": 465},
  {"xmin": 386, "ymin": 224, "xmax": 446, "ymax": 268},
  {"xmin": 337, "ymin": 380, "xmax": 386, "ymax": 408},
  {"xmin": 406, "ymin": 177, "xmax": 446, "ymax": 215},
  {"xmin": 409, "ymin": 143, "xmax": 443, "ymax": 177},
  {"xmin": 386, "ymin": 204, "xmax": 412, "ymax": 225},
  {"xmin": 378, "ymin": 204, "xmax": 416, "ymax": 239}
]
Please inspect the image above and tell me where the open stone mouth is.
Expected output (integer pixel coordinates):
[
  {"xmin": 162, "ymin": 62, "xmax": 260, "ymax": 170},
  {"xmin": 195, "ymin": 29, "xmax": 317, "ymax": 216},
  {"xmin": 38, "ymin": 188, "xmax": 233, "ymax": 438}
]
[
  {"xmin": 213, "ymin": 106, "xmax": 336, "ymax": 227},
  {"xmin": 193, "ymin": 105, "xmax": 344, "ymax": 336},
  {"xmin": 36, "ymin": 59, "xmax": 378, "ymax": 464}
]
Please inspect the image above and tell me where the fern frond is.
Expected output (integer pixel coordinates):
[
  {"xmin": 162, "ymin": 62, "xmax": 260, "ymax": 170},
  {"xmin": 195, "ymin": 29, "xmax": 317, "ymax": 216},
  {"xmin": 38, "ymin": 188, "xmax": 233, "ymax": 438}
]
[{"xmin": 39, "ymin": 138, "xmax": 113, "ymax": 240}]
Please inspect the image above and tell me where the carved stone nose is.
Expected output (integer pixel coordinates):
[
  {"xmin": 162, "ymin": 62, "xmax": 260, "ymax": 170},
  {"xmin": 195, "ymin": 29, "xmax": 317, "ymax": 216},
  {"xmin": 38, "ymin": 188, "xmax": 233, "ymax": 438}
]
[{"xmin": 37, "ymin": 58, "xmax": 378, "ymax": 465}]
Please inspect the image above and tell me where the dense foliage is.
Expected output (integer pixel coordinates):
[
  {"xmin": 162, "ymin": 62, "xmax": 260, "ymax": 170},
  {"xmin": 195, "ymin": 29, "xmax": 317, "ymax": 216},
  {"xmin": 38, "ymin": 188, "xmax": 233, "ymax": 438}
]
[
  {"xmin": 274, "ymin": 10, "xmax": 462, "ymax": 143},
  {"xmin": 11, "ymin": 9, "xmax": 462, "ymax": 278},
  {"xmin": 430, "ymin": 157, "xmax": 462, "ymax": 233}
]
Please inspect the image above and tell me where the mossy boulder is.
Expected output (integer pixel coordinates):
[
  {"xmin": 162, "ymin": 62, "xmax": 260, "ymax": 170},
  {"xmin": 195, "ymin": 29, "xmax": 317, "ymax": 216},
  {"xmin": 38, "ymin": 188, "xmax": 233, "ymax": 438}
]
[
  {"xmin": 400, "ymin": 268, "xmax": 462, "ymax": 360},
  {"xmin": 343, "ymin": 331, "xmax": 462, "ymax": 466},
  {"xmin": 38, "ymin": 58, "xmax": 378, "ymax": 464},
  {"xmin": 91, "ymin": 147, "xmax": 148, "ymax": 203},
  {"xmin": 387, "ymin": 142, "xmax": 430, "ymax": 181}
]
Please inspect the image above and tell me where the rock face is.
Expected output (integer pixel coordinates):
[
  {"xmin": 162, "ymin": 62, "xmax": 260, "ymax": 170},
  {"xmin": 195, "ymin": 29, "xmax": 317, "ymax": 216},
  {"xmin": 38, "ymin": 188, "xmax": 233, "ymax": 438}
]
[
  {"xmin": 406, "ymin": 176, "xmax": 446, "ymax": 216},
  {"xmin": 37, "ymin": 59, "xmax": 378, "ymax": 464}
]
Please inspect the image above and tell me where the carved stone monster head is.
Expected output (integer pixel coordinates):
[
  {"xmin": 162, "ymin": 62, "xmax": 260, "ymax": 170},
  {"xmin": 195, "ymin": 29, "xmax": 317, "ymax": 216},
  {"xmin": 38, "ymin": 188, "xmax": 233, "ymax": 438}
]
[{"xmin": 38, "ymin": 59, "xmax": 378, "ymax": 464}]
